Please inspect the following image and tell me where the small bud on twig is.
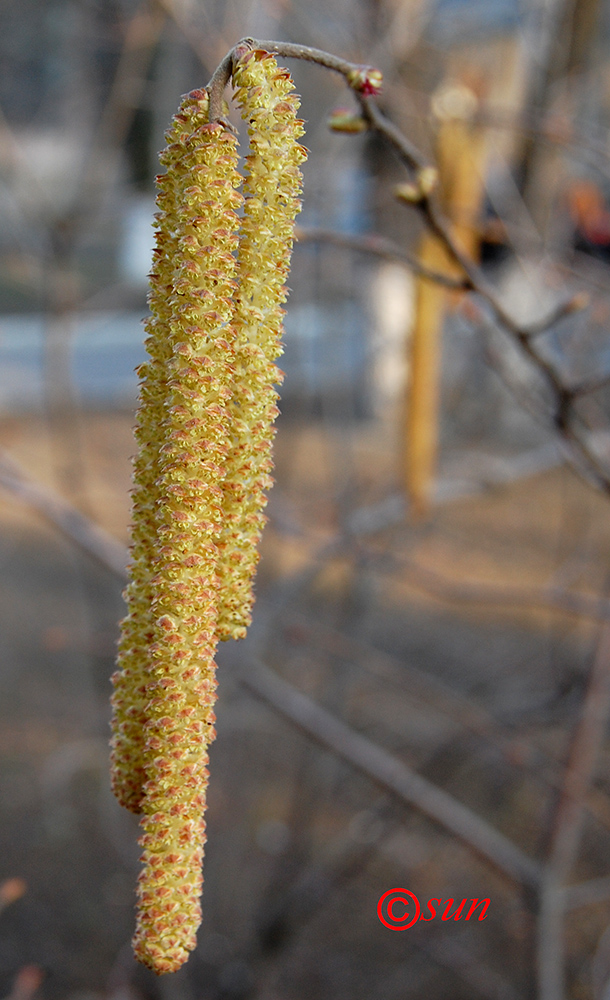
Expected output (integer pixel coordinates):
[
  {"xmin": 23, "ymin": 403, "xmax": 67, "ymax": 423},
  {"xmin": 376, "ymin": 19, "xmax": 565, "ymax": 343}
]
[
  {"xmin": 346, "ymin": 65, "xmax": 383, "ymax": 96},
  {"xmin": 395, "ymin": 167, "xmax": 439, "ymax": 204},
  {"xmin": 328, "ymin": 108, "xmax": 368, "ymax": 133}
]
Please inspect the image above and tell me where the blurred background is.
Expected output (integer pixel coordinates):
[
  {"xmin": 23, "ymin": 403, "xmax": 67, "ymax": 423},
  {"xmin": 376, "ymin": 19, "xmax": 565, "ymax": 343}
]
[{"xmin": 2, "ymin": 0, "xmax": 610, "ymax": 998}]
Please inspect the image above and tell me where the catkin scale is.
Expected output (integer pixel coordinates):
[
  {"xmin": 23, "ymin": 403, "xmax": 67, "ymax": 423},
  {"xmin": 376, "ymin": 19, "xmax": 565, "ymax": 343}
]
[{"xmin": 109, "ymin": 52, "xmax": 307, "ymax": 976}]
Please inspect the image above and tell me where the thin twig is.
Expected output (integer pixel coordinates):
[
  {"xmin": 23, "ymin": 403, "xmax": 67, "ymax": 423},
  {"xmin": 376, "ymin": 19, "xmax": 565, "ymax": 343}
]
[
  {"xmin": 571, "ymin": 371, "xmax": 610, "ymax": 398},
  {"xmin": 357, "ymin": 92, "xmax": 429, "ymax": 173},
  {"xmin": 0, "ymin": 453, "xmax": 128, "ymax": 579},
  {"xmin": 285, "ymin": 613, "xmax": 610, "ymax": 834},
  {"xmin": 242, "ymin": 659, "xmax": 542, "ymax": 890},
  {"xmin": 206, "ymin": 49, "xmax": 238, "ymax": 126},
  {"xmin": 205, "ymin": 37, "xmax": 426, "ymax": 173},
  {"xmin": 294, "ymin": 226, "xmax": 470, "ymax": 289},
  {"xmin": 371, "ymin": 549, "xmax": 610, "ymax": 624}
]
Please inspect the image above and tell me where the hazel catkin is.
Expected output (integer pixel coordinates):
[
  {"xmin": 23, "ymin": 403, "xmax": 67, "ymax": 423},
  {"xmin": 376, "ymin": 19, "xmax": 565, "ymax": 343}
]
[
  {"xmin": 215, "ymin": 49, "xmax": 307, "ymax": 642},
  {"xmin": 110, "ymin": 50, "xmax": 307, "ymax": 976}
]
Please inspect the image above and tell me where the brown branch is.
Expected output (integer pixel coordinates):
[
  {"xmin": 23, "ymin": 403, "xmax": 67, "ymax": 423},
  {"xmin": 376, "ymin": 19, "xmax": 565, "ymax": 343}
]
[
  {"xmin": 524, "ymin": 293, "xmax": 590, "ymax": 339},
  {"xmin": 571, "ymin": 371, "xmax": 610, "ymax": 399},
  {"xmin": 206, "ymin": 48, "xmax": 237, "ymax": 127},
  {"xmin": 0, "ymin": 453, "xmax": 128, "ymax": 580},
  {"xmin": 245, "ymin": 39, "xmax": 377, "ymax": 79},
  {"xmin": 371, "ymin": 549, "xmax": 610, "ymax": 624},
  {"xmin": 357, "ymin": 93, "xmax": 429, "ymax": 175},
  {"xmin": 284, "ymin": 613, "xmax": 610, "ymax": 835},
  {"xmin": 205, "ymin": 37, "xmax": 425, "ymax": 173},
  {"xmin": 9, "ymin": 425, "xmax": 610, "ymax": 993},
  {"xmin": 242, "ymin": 659, "xmax": 541, "ymax": 890},
  {"xmin": 352, "ymin": 84, "xmax": 610, "ymax": 495},
  {"xmin": 294, "ymin": 226, "xmax": 470, "ymax": 289}
]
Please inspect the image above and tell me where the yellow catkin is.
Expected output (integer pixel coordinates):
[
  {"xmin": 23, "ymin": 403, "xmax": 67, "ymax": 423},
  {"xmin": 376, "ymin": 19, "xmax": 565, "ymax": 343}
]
[
  {"xmin": 110, "ymin": 92, "xmax": 212, "ymax": 813},
  {"xmin": 131, "ymin": 97, "xmax": 243, "ymax": 975},
  {"xmin": 113, "ymin": 50, "xmax": 307, "ymax": 975},
  {"xmin": 215, "ymin": 49, "xmax": 307, "ymax": 641}
]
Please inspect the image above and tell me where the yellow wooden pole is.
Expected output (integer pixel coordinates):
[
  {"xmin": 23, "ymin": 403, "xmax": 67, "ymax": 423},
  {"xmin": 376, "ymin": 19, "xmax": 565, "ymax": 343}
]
[
  {"xmin": 405, "ymin": 233, "xmax": 454, "ymax": 516},
  {"xmin": 405, "ymin": 84, "xmax": 487, "ymax": 517}
]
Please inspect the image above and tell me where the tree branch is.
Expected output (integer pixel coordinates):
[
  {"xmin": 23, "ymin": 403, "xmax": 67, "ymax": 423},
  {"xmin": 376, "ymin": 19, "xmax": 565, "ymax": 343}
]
[
  {"xmin": 242, "ymin": 658, "xmax": 542, "ymax": 890},
  {"xmin": 294, "ymin": 226, "xmax": 470, "ymax": 289},
  {"xmin": 0, "ymin": 453, "xmax": 128, "ymax": 580}
]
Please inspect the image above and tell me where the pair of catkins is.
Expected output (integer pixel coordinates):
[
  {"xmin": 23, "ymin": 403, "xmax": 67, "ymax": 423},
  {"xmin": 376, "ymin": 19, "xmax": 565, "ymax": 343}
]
[{"xmin": 109, "ymin": 48, "xmax": 307, "ymax": 975}]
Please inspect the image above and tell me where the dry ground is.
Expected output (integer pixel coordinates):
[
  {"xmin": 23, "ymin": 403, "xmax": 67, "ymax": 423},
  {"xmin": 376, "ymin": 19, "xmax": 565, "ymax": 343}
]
[{"xmin": 0, "ymin": 412, "xmax": 608, "ymax": 1000}]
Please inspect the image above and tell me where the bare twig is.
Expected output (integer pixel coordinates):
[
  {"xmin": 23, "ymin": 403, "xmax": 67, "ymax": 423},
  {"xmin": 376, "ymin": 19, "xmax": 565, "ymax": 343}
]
[
  {"xmin": 371, "ymin": 549, "xmax": 610, "ymax": 624},
  {"xmin": 0, "ymin": 453, "xmax": 128, "ymax": 579},
  {"xmin": 524, "ymin": 293, "xmax": 590, "ymax": 339},
  {"xmin": 284, "ymin": 613, "xmax": 610, "ymax": 835},
  {"xmin": 571, "ymin": 371, "xmax": 610, "ymax": 399},
  {"xmin": 243, "ymin": 658, "xmax": 541, "ymax": 890},
  {"xmin": 294, "ymin": 226, "xmax": 469, "ymax": 289},
  {"xmin": 205, "ymin": 37, "xmax": 425, "ymax": 173}
]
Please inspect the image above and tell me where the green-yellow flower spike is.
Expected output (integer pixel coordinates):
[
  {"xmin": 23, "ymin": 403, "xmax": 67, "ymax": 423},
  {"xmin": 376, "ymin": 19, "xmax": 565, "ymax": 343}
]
[
  {"xmin": 215, "ymin": 49, "xmax": 307, "ymax": 642},
  {"xmin": 130, "ymin": 98, "xmax": 243, "ymax": 975},
  {"xmin": 110, "ymin": 89, "xmax": 213, "ymax": 814},
  {"xmin": 111, "ymin": 48, "xmax": 307, "ymax": 977}
]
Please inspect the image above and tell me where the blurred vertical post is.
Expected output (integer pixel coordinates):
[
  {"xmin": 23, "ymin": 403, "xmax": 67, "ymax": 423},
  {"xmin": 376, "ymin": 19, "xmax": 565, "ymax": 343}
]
[{"xmin": 405, "ymin": 81, "xmax": 486, "ymax": 516}]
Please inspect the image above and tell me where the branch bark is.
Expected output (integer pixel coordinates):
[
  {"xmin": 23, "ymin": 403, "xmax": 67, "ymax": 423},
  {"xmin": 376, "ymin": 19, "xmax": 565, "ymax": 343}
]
[{"xmin": 242, "ymin": 658, "xmax": 542, "ymax": 890}]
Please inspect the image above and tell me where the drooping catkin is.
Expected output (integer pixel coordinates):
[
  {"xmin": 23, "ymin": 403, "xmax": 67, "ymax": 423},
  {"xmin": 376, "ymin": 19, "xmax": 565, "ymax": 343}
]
[
  {"xmin": 110, "ymin": 92, "xmax": 213, "ymax": 813},
  {"xmin": 111, "ymin": 51, "xmax": 306, "ymax": 977},
  {"xmin": 130, "ymin": 98, "xmax": 243, "ymax": 975},
  {"xmin": 215, "ymin": 49, "xmax": 307, "ymax": 641}
]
